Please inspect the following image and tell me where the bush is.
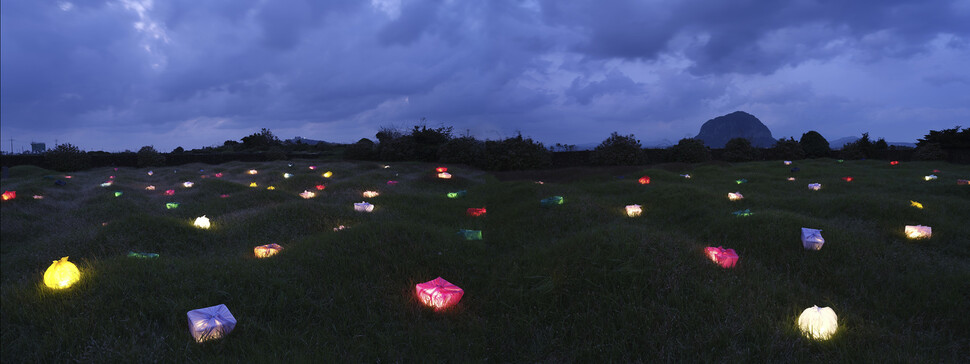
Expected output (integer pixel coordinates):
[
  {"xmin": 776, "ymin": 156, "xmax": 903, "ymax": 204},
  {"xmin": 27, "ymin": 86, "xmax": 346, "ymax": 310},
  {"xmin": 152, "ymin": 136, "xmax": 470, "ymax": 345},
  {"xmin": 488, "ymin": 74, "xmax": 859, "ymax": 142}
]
[
  {"xmin": 772, "ymin": 137, "xmax": 806, "ymax": 160},
  {"xmin": 484, "ymin": 134, "xmax": 551, "ymax": 171},
  {"xmin": 912, "ymin": 142, "xmax": 947, "ymax": 160},
  {"xmin": 799, "ymin": 131, "xmax": 831, "ymax": 158},
  {"xmin": 668, "ymin": 138, "xmax": 710, "ymax": 163},
  {"xmin": 591, "ymin": 132, "xmax": 645, "ymax": 165},
  {"xmin": 410, "ymin": 125, "xmax": 452, "ymax": 162},
  {"xmin": 45, "ymin": 143, "xmax": 92, "ymax": 172},
  {"xmin": 136, "ymin": 146, "xmax": 166, "ymax": 167},
  {"xmin": 344, "ymin": 138, "xmax": 378, "ymax": 160},
  {"xmin": 265, "ymin": 147, "xmax": 287, "ymax": 161},
  {"xmin": 438, "ymin": 136, "xmax": 486, "ymax": 166},
  {"xmin": 722, "ymin": 137, "xmax": 759, "ymax": 162}
]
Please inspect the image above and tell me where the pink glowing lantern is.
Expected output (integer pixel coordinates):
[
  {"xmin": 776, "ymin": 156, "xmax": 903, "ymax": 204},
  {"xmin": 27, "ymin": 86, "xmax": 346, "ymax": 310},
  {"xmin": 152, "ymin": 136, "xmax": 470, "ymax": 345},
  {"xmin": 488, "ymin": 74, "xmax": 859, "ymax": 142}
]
[
  {"xmin": 704, "ymin": 246, "xmax": 738, "ymax": 268},
  {"xmin": 299, "ymin": 190, "xmax": 316, "ymax": 199},
  {"xmin": 214, "ymin": 173, "xmax": 223, "ymax": 178},
  {"xmin": 309, "ymin": 166, "xmax": 316, "ymax": 170},
  {"xmin": 2, "ymin": 191, "xmax": 16, "ymax": 201},
  {"xmin": 436, "ymin": 167, "xmax": 448, "ymax": 173},
  {"xmin": 415, "ymin": 277, "xmax": 464, "ymax": 310},
  {"xmin": 638, "ymin": 176, "xmax": 651, "ymax": 185},
  {"xmin": 220, "ymin": 194, "xmax": 230, "ymax": 198},
  {"xmin": 33, "ymin": 195, "xmax": 44, "ymax": 199},
  {"xmin": 254, "ymin": 243, "xmax": 283, "ymax": 258},
  {"xmin": 165, "ymin": 190, "xmax": 175, "ymax": 196},
  {"xmin": 467, "ymin": 208, "xmax": 487, "ymax": 217},
  {"xmin": 387, "ymin": 180, "xmax": 398, "ymax": 185}
]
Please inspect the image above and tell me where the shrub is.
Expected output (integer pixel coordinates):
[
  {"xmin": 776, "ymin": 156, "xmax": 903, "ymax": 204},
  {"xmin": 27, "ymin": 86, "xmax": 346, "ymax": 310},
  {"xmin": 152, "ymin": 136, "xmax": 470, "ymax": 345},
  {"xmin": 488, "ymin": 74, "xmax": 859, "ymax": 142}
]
[
  {"xmin": 410, "ymin": 125, "xmax": 452, "ymax": 162},
  {"xmin": 668, "ymin": 138, "xmax": 711, "ymax": 163},
  {"xmin": 591, "ymin": 132, "xmax": 645, "ymax": 165},
  {"xmin": 484, "ymin": 134, "xmax": 551, "ymax": 171},
  {"xmin": 912, "ymin": 142, "xmax": 947, "ymax": 160},
  {"xmin": 265, "ymin": 147, "xmax": 287, "ymax": 161},
  {"xmin": 772, "ymin": 137, "xmax": 806, "ymax": 160},
  {"xmin": 344, "ymin": 138, "xmax": 378, "ymax": 160},
  {"xmin": 136, "ymin": 146, "xmax": 166, "ymax": 167},
  {"xmin": 799, "ymin": 131, "xmax": 831, "ymax": 158},
  {"xmin": 722, "ymin": 137, "xmax": 759, "ymax": 162},
  {"xmin": 438, "ymin": 136, "xmax": 486, "ymax": 166},
  {"xmin": 45, "ymin": 143, "xmax": 92, "ymax": 172}
]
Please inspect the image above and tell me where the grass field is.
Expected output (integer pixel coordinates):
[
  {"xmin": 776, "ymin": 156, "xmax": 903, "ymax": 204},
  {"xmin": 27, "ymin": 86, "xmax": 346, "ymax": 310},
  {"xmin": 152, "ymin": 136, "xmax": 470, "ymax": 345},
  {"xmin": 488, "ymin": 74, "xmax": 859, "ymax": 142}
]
[{"xmin": 1, "ymin": 159, "xmax": 968, "ymax": 362}]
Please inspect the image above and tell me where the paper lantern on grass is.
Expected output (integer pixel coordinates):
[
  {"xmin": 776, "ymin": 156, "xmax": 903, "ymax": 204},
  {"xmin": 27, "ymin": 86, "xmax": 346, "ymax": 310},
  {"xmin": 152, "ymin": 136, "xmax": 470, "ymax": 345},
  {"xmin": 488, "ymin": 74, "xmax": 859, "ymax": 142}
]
[
  {"xmin": 43, "ymin": 257, "xmax": 80, "ymax": 289},
  {"xmin": 541, "ymin": 196, "xmax": 564, "ymax": 206},
  {"xmin": 735, "ymin": 178, "xmax": 747, "ymax": 184},
  {"xmin": 625, "ymin": 204, "xmax": 642, "ymax": 217},
  {"xmin": 837, "ymin": 159, "xmax": 844, "ymax": 163},
  {"xmin": 801, "ymin": 228, "xmax": 825, "ymax": 250},
  {"xmin": 354, "ymin": 202, "xmax": 374, "ymax": 212},
  {"xmin": 437, "ymin": 172, "xmax": 452, "ymax": 179},
  {"xmin": 436, "ymin": 167, "xmax": 448, "ymax": 173},
  {"xmin": 164, "ymin": 202, "xmax": 179, "ymax": 209},
  {"xmin": 193, "ymin": 216, "xmax": 211, "ymax": 229},
  {"xmin": 333, "ymin": 225, "xmax": 348, "ymax": 232},
  {"xmin": 680, "ymin": 174, "xmax": 691, "ymax": 179},
  {"xmin": 924, "ymin": 174, "xmax": 937, "ymax": 181},
  {"xmin": 787, "ymin": 177, "xmax": 796, "ymax": 181},
  {"xmin": 266, "ymin": 186, "xmax": 276, "ymax": 190},
  {"xmin": 309, "ymin": 166, "xmax": 316, "ymax": 170},
  {"xmin": 165, "ymin": 189, "xmax": 175, "ymax": 196},
  {"xmin": 958, "ymin": 179, "xmax": 969, "ymax": 185},
  {"xmin": 2, "ymin": 191, "xmax": 15, "ymax": 200},
  {"xmin": 387, "ymin": 180, "xmax": 398, "ymax": 185},
  {"xmin": 808, "ymin": 183, "xmax": 821, "ymax": 191},
  {"xmin": 315, "ymin": 184, "xmax": 326, "ymax": 191},
  {"xmin": 727, "ymin": 192, "xmax": 744, "ymax": 201},
  {"xmin": 101, "ymin": 182, "xmax": 113, "ymax": 187},
  {"xmin": 254, "ymin": 243, "xmax": 283, "ymax": 258},
  {"xmin": 467, "ymin": 208, "xmax": 486, "ymax": 217},
  {"xmin": 187, "ymin": 304, "xmax": 236, "ymax": 343},
  {"xmin": 784, "ymin": 160, "xmax": 792, "ymax": 165},
  {"xmin": 128, "ymin": 251, "xmax": 159, "ymax": 259},
  {"xmin": 704, "ymin": 246, "xmax": 738, "ymax": 268},
  {"xmin": 638, "ymin": 176, "xmax": 651, "ymax": 185},
  {"xmin": 459, "ymin": 229, "xmax": 483, "ymax": 240},
  {"xmin": 147, "ymin": 171, "xmax": 154, "ymax": 176},
  {"xmin": 797, "ymin": 306, "xmax": 838, "ymax": 340},
  {"xmin": 249, "ymin": 182, "xmax": 257, "ymax": 188},
  {"xmin": 114, "ymin": 191, "xmax": 123, "ymax": 197},
  {"xmin": 214, "ymin": 173, "xmax": 223, "ymax": 178},
  {"xmin": 322, "ymin": 171, "xmax": 333, "ymax": 178},
  {"xmin": 415, "ymin": 277, "xmax": 464, "ymax": 310},
  {"xmin": 890, "ymin": 160, "xmax": 899, "ymax": 165},
  {"xmin": 383, "ymin": 165, "xmax": 390, "ymax": 169},
  {"xmin": 732, "ymin": 209, "xmax": 752, "ymax": 217},
  {"xmin": 247, "ymin": 169, "xmax": 258, "ymax": 175},
  {"xmin": 447, "ymin": 190, "xmax": 466, "ymax": 198},
  {"xmin": 299, "ymin": 190, "xmax": 316, "ymax": 199},
  {"xmin": 146, "ymin": 185, "xmax": 156, "ymax": 191},
  {"xmin": 363, "ymin": 191, "xmax": 379, "ymax": 198},
  {"xmin": 183, "ymin": 181, "xmax": 194, "ymax": 188},
  {"xmin": 842, "ymin": 177, "xmax": 853, "ymax": 182},
  {"xmin": 109, "ymin": 175, "xmax": 115, "ymax": 179},
  {"xmin": 910, "ymin": 200, "xmax": 923, "ymax": 209},
  {"xmin": 283, "ymin": 173, "xmax": 293, "ymax": 179},
  {"xmin": 33, "ymin": 195, "xmax": 44, "ymax": 199},
  {"xmin": 905, "ymin": 225, "xmax": 931, "ymax": 239}
]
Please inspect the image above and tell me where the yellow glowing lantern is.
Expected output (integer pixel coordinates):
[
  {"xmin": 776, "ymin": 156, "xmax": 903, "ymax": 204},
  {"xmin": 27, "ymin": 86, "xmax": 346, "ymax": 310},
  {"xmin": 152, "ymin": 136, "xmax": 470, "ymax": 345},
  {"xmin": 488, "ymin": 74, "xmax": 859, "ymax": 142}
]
[
  {"xmin": 727, "ymin": 192, "xmax": 743, "ymax": 201},
  {"xmin": 797, "ymin": 306, "xmax": 838, "ymax": 340},
  {"xmin": 254, "ymin": 243, "xmax": 283, "ymax": 258},
  {"xmin": 323, "ymin": 171, "xmax": 333, "ymax": 178},
  {"xmin": 437, "ymin": 172, "xmax": 452, "ymax": 179},
  {"xmin": 247, "ymin": 169, "xmax": 258, "ymax": 175},
  {"xmin": 266, "ymin": 186, "xmax": 276, "ymax": 190},
  {"xmin": 183, "ymin": 181, "xmax": 194, "ymax": 188},
  {"xmin": 249, "ymin": 182, "xmax": 257, "ymax": 187},
  {"xmin": 146, "ymin": 185, "xmax": 156, "ymax": 191},
  {"xmin": 362, "ymin": 191, "xmax": 379, "ymax": 198},
  {"xmin": 43, "ymin": 256, "xmax": 81, "ymax": 289},
  {"xmin": 299, "ymin": 190, "xmax": 315, "ymax": 199},
  {"xmin": 625, "ymin": 204, "xmax": 642, "ymax": 217},
  {"xmin": 283, "ymin": 173, "xmax": 293, "ymax": 179},
  {"xmin": 910, "ymin": 200, "xmax": 923, "ymax": 209},
  {"xmin": 194, "ymin": 216, "xmax": 211, "ymax": 229},
  {"xmin": 905, "ymin": 225, "xmax": 931, "ymax": 239}
]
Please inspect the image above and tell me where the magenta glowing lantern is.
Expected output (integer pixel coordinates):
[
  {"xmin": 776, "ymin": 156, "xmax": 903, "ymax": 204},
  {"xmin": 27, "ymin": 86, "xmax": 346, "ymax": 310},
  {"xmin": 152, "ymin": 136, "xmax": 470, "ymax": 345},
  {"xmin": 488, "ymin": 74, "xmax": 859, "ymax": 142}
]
[
  {"xmin": 415, "ymin": 277, "xmax": 464, "ymax": 310},
  {"xmin": 704, "ymin": 246, "xmax": 738, "ymax": 268},
  {"xmin": 165, "ymin": 190, "xmax": 175, "ymax": 196}
]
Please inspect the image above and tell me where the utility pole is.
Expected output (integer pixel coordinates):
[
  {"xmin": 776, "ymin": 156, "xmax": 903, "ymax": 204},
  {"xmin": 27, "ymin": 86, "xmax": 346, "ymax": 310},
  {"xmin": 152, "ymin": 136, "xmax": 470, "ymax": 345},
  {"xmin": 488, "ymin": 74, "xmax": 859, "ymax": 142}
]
[{"xmin": 9, "ymin": 138, "xmax": 13, "ymax": 154}]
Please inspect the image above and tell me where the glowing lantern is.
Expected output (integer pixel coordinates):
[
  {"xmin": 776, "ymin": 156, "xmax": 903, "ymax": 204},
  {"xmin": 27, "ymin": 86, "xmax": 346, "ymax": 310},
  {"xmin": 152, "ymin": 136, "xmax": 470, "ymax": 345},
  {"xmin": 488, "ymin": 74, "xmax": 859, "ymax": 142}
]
[
  {"xmin": 114, "ymin": 191, "xmax": 123, "ymax": 197},
  {"xmin": 147, "ymin": 171, "xmax": 154, "ymax": 176},
  {"xmin": 890, "ymin": 161, "xmax": 899, "ymax": 165},
  {"xmin": 933, "ymin": 169, "xmax": 941, "ymax": 173},
  {"xmin": 146, "ymin": 185, "xmax": 156, "ymax": 191},
  {"xmin": 625, "ymin": 204, "xmax": 642, "ymax": 217},
  {"xmin": 214, "ymin": 173, "xmax": 223, "ymax": 178},
  {"xmin": 910, "ymin": 200, "xmax": 923, "ymax": 209},
  {"xmin": 467, "ymin": 208, "xmax": 487, "ymax": 217},
  {"xmin": 447, "ymin": 190, "xmax": 467, "ymax": 198},
  {"xmin": 247, "ymin": 169, "xmax": 258, "ymax": 175},
  {"xmin": 808, "ymin": 183, "xmax": 821, "ymax": 191},
  {"xmin": 64, "ymin": 175, "xmax": 72, "ymax": 179},
  {"xmin": 354, "ymin": 202, "xmax": 374, "ymax": 212},
  {"xmin": 249, "ymin": 182, "xmax": 257, "ymax": 187},
  {"xmin": 128, "ymin": 251, "xmax": 158, "ymax": 259},
  {"xmin": 842, "ymin": 177, "xmax": 853, "ymax": 182},
  {"xmin": 43, "ymin": 256, "xmax": 80, "ymax": 289},
  {"xmin": 387, "ymin": 180, "xmax": 398, "ymax": 185},
  {"xmin": 220, "ymin": 194, "xmax": 230, "ymax": 198},
  {"xmin": 787, "ymin": 177, "xmax": 796, "ymax": 181},
  {"xmin": 109, "ymin": 175, "xmax": 115, "ymax": 179},
  {"xmin": 283, "ymin": 173, "xmax": 293, "ymax": 179},
  {"xmin": 254, "ymin": 243, "xmax": 283, "ymax": 258},
  {"xmin": 732, "ymin": 209, "xmax": 752, "ymax": 217},
  {"xmin": 266, "ymin": 186, "xmax": 276, "ymax": 190},
  {"xmin": 33, "ymin": 195, "xmax": 44, "ymax": 199},
  {"xmin": 299, "ymin": 190, "xmax": 315, "ymax": 199},
  {"xmin": 193, "ymin": 216, "xmax": 211, "ymax": 229},
  {"xmin": 315, "ymin": 184, "xmax": 325, "ymax": 190},
  {"xmin": 415, "ymin": 277, "xmax": 464, "ymax": 310},
  {"xmin": 541, "ymin": 196, "xmax": 564, "ymax": 206},
  {"xmin": 459, "ymin": 229, "xmax": 483, "ymax": 240},
  {"xmin": 438, "ymin": 172, "xmax": 452, "ymax": 179},
  {"xmin": 101, "ymin": 182, "xmax": 113, "ymax": 187},
  {"xmin": 187, "ymin": 304, "xmax": 236, "ymax": 343},
  {"xmin": 323, "ymin": 171, "xmax": 333, "ymax": 178},
  {"xmin": 801, "ymin": 228, "xmax": 825, "ymax": 250},
  {"xmin": 905, "ymin": 225, "xmax": 931, "ymax": 239},
  {"xmin": 958, "ymin": 179, "xmax": 969, "ymax": 185},
  {"xmin": 165, "ymin": 190, "xmax": 175, "ymax": 196},
  {"xmin": 638, "ymin": 176, "xmax": 651, "ymax": 185},
  {"xmin": 784, "ymin": 161, "xmax": 792, "ymax": 165},
  {"xmin": 704, "ymin": 246, "xmax": 738, "ymax": 268},
  {"xmin": 735, "ymin": 179, "xmax": 747, "ymax": 184},
  {"xmin": 680, "ymin": 174, "xmax": 691, "ymax": 179},
  {"xmin": 727, "ymin": 192, "xmax": 744, "ymax": 201},
  {"xmin": 383, "ymin": 165, "xmax": 390, "ymax": 169},
  {"xmin": 797, "ymin": 306, "xmax": 838, "ymax": 340},
  {"xmin": 2, "ymin": 191, "xmax": 15, "ymax": 200},
  {"xmin": 837, "ymin": 159, "xmax": 844, "ymax": 163},
  {"xmin": 309, "ymin": 166, "xmax": 316, "ymax": 170},
  {"xmin": 535, "ymin": 181, "xmax": 545, "ymax": 184},
  {"xmin": 436, "ymin": 167, "xmax": 448, "ymax": 173},
  {"xmin": 924, "ymin": 174, "xmax": 937, "ymax": 181},
  {"xmin": 333, "ymin": 225, "xmax": 348, "ymax": 232},
  {"xmin": 363, "ymin": 191, "xmax": 379, "ymax": 198},
  {"xmin": 166, "ymin": 202, "xmax": 180, "ymax": 209}
]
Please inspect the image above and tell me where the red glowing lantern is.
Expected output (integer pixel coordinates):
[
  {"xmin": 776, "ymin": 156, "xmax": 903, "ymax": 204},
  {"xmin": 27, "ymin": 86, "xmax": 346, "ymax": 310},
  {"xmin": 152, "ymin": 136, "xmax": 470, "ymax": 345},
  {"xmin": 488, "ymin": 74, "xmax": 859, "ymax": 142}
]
[
  {"xmin": 704, "ymin": 246, "xmax": 738, "ymax": 268},
  {"xmin": 165, "ymin": 190, "xmax": 175, "ymax": 196},
  {"xmin": 415, "ymin": 277, "xmax": 464, "ymax": 310},
  {"xmin": 890, "ymin": 161, "xmax": 899, "ymax": 165},
  {"xmin": 2, "ymin": 191, "xmax": 16, "ymax": 201},
  {"xmin": 467, "ymin": 208, "xmax": 486, "ymax": 217},
  {"xmin": 315, "ymin": 184, "xmax": 326, "ymax": 190},
  {"xmin": 436, "ymin": 167, "xmax": 448, "ymax": 173},
  {"xmin": 958, "ymin": 179, "xmax": 969, "ymax": 185},
  {"xmin": 638, "ymin": 176, "xmax": 651, "ymax": 185},
  {"xmin": 842, "ymin": 177, "xmax": 853, "ymax": 182}
]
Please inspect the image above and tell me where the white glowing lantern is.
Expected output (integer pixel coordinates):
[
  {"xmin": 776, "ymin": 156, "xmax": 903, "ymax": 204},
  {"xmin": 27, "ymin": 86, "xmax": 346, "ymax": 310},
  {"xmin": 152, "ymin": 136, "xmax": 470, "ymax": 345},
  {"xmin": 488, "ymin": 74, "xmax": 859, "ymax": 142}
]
[
  {"xmin": 924, "ymin": 174, "xmax": 937, "ymax": 181},
  {"xmin": 727, "ymin": 192, "xmax": 744, "ymax": 201},
  {"xmin": 146, "ymin": 185, "xmax": 156, "ymax": 190},
  {"xmin": 801, "ymin": 228, "xmax": 825, "ymax": 250},
  {"xmin": 299, "ymin": 190, "xmax": 315, "ymax": 199},
  {"xmin": 247, "ymin": 169, "xmax": 258, "ymax": 175},
  {"xmin": 183, "ymin": 181, "xmax": 194, "ymax": 188},
  {"xmin": 193, "ymin": 216, "xmax": 211, "ymax": 229},
  {"xmin": 784, "ymin": 160, "xmax": 792, "ymax": 165},
  {"xmin": 797, "ymin": 306, "xmax": 838, "ymax": 340},
  {"xmin": 354, "ymin": 202, "xmax": 374, "ymax": 212},
  {"xmin": 437, "ymin": 172, "xmax": 452, "ymax": 179},
  {"xmin": 362, "ymin": 191, "xmax": 379, "ymax": 198},
  {"xmin": 187, "ymin": 304, "xmax": 236, "ymax": 343},
  {"xmin": 625, "ymin": 204, "xmax": 642, "ymax": 217},
  {"xmin": 787, "ymin": 177, "xmax": 796, "ymax": 181},
  {"xmin": 808, "ymin": 183, "xmax": 821, "ymax": 191},
  {"xmin": 680, "ymin": 174, "xmax": 691, "ymax": 179},
  {"xmin": 905, "ymin": 225, "xmax": 931, "ymax": 239},
  {"xmin": 283, "ymin": 173, "xmax": 293, "ymax": 179},
  {"xmin": 147, "ymin": 171, "xmax": 154, "ymax": 176}
]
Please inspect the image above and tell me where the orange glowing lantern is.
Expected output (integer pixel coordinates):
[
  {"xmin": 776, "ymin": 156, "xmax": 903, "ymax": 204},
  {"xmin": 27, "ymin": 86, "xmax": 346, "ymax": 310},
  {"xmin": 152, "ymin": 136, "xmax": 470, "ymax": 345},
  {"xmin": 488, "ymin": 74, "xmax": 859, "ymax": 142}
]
[
  {"xmin": 254, "ymin": 243, "xmax": 283, "ymax": 258},
  {"xmin": 798, "ymin": 306, "xmax": 838, "ymax": 340},
  {"xmin": 436, "ymin": 167, "xmax": 448, "ymax": 173},
  {"xmin": 165, "ymin": 189, "xmax": 175, "ymax": 196},
  {"xmin": 299, "ymin": 190, "xmax": 316, "ymax": 199},
  {"xmin": 187, "ymin": 304, "xmax": 236, "ymax": 343},
  {"xmin": 787, "ymin": 177, "xmax": 796, "ymax": 181},
  {"xmin": 363, "ymin": 191, "xmax": 379, "ymax": 198},
  {"xmin": 727, "ymin": 192, "xmax": 743, "ymax": 201},
  {"xmin": 43, "ymin": 256, "xmax": 81, "ymax": 289},
  {"xmin": 315, "ymin": 184, "xmax": 325, "ymax": 190},
  {"xmin": 467, "ymin": 208, "xmax": 487, "ymax": 217},
  {"xmin": 2, "ymin": 191, "xmax": 16, "ymax": 201},
  {"xmin": 625, "ymin": 204, "xmax": 642, "ymax": 217},
  {"xmin": 905, "ymin": 225, "xmax": 931, "ymax": 239},
  {"xmin": 415, "ymin": 277, "xmax": 464, "ymax": 310},
  {"xmin": 704, "ymin": 246, "xmax": 738, "ymax": 268},
  {"xmin": 247, "ymin": 169, "xmax": 258, "ymax": 175},
  {"xmin": 638, "ymin": 176, "xmax": 650, "ymax": 185}
]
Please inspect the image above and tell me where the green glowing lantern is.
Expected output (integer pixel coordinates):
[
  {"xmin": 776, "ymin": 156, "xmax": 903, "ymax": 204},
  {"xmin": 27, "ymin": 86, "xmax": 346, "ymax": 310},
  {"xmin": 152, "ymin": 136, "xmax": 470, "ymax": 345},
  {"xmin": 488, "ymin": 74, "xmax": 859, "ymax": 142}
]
[
  {"xmin": 114, "ymin": 191, "xmax": 123, "ymax": 197},
  {"xmin": 447, "ymin": 190, "xmax": 467, "ymax": 199},
  {"xmin": 735, "ymin": 178, "xmax": 747, "ymax": 184},
  {"xmin": 541, "ymin": 196, "xmax": 564, "ymax": 206},
  {"xmin": 459, "ymin": 229, "xmax": 482, "ymax": 240},
  {"xmin": 732, "ymin": 209, "xmax": 753, "ymax": 217},
  {"xmin": 128, "ymin": 251, "xmax": 159, "ymax": 259},
  {"xmin": 166, "ymin": 202, "xmax": 180, "ymax": 209}
]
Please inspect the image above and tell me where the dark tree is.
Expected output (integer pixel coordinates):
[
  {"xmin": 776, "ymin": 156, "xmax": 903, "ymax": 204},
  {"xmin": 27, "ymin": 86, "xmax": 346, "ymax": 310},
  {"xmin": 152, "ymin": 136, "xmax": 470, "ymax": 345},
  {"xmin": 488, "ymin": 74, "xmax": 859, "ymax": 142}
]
[
  {"xmin": 668, "ymin": 138, "xmax": 711, "ymax": 163},
  {"xmin": 137, "ymin": 146, "xmax": 166, "ymax": 167},
  {"xmin": 773, "ymin": 137, "xmax": 806, "ymax": 160},
  {"xmin": 592, "ymin": 132, "xmax": 645, "ymax": 165},
  {"xmin": 799, "ymin": 131, "xmax": 831, "ymax": 158},
  {"xmin": 241, "ymin": 128, "xmax": 281, "ymax": 150},
  {"xmin": 917, "ymin": 126, "xmax": 969, "ymax": 149},
  {"xmin": 45, "ymin": 143, "xmax": 92, "ymax": 172},
  {"xmin": 722, "ymin": 137, "xmax": 759, "ymax": 162}
]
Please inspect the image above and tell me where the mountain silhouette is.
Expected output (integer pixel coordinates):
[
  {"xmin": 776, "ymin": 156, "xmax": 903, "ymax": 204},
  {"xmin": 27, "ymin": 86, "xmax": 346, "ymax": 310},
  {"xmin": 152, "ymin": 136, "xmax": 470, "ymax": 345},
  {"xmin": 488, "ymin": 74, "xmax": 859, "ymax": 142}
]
[{"xmin": 694, "ymin": 111, "xmax": 776, "ymax": 148}]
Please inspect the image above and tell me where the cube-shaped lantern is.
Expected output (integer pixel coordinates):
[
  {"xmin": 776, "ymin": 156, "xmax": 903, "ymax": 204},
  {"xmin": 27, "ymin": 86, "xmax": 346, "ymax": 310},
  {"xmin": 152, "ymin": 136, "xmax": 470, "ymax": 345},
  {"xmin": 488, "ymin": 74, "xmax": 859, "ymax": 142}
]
[
  {"xmin": 323, "ymin": 171, "xmax": 333, "ymax": 178},
  {"xmin": 808, "ymin": 183, "xmax": 821, "ymax": 191},
  {"xmin": 333, "ymin": 225, "xmax": 348, "ymax": 232},
  {"xmin": 924, "ymin": 174, "xmax": 937, "ymax": 181},
  {"xmin": 732, "ymin": 209, "xmax": 752, "ymax": 217},
  {"xmin": 354, "ymin": 202, "xmax": 374, "ymax": 212},
  {"xmin": 315, "ymin": 184, "xmax": 326, "ymax": 190},
  {"xmin": 2, "ymin": 191, "xmax": 16, "ymax": 201},
  {"xmin": 459, "ymin": 229, "xmax": 482, "ymax": 240},
  {"xmin": 415, "ymin": 277, "xmax": 464, "ymax": 310},
  {"xmin": 638, "ymin": 176, "xmax": 650, "ymax": 185},
  {"xmin": 625, "ymin": 204, "xmax": 642, "ymax": 217},
  {"xmin": 905, "ymin": 225, "xmax": 931, "ymax": 239},
  {"xmin": 447, "ymin": 190, "xmax": 467, "ymax": 198},
  {"xmin": 299, "ymin": 190, "xmax": 315, "ymax": 199},
  {"xmin": 704, "ymin": 246, "xmax": 738, "ymax": 268},
  {"xmin": 193, "ymin": 216, "xmax": 211, "ymax": 229},
  {"xmin": 283, "ymin": 173, "xmax": 293, "ymax": 179},
  {"xmin": 727, "ymin": 192, "xmax": 743, "ymax": 201},
  {"xmin": 837, "ymin": 159, "xmax": 844, "ymax": 163},
  {"xmin": 128, "ymin": 251, "xmax": 159, "ymax": 259},
  {"xmin": 784, "ymin": 160, "xmax": 792, "ymax": 165},
  {"xmin": 801, "ymin": 228, "xmax": 825, "ymax": 250},
  {"xmin": 187, "ymin": 304, "xmax": 236, "ymax": 343},
  {"xmin": 467, "ymin": 208, "xmax": 486, "ymax": 217},
  {"xmin": 33, "ymin": 195, "xmax": 44, "ymax": 199},
  {"xmin": 842, "ymin": 177, "xmax": 853, "ymax": 182},
  {"xmin": 541, "ymin": 196, "xmax": 564, "ymax": 206},
  {"xmin": 910, "ymin": 200, "xmax": 923, "ymax": 209},
  {"xmin": 146, "ymin": 185, "xmax": 156, "ymax": 191},
  {"xmin": 436, "ymin": 167, "xmax": 448, "ymax": 173},
  {"xmin": 220, "ymin": 194, "xmax": 230, "ymax": 198},
  {"xmin": 43, "ymin": 256, "xmax": 81, "ymax": 289},
  {"xmin": 362, "ymin": 191, "xmax": 379, "ymax": 198},
  {"xmin": 165, "ymin": 189, "xmax": 176, "ymax": 196},
  {"xmin": 735, "ymin": 178, "xmax": 747, "ymax": 184},
  {"xmin": 254, "ymin": 243, "xmax": 283, "ymax": 258},
  {"xmin": 247, "ymin": 169, "xmax": 258, "ymax": 175},
  {"xmin": 797, "ymin": 305, "xmax": 838, "ymax": 340},
  {"xmin": 890, "ymin": 161, "xmax": 899, "ymax": 165},
  {"xmin": 437, "ymin": 172, "xmax": 452, "ymax": 179},
  {"xmin": 183, "ymin": 181, "xmax": 194, "ymax": 188},
  {"xmin": 166, "ymin": 202, "xmax": 180, "ymax": 209}
]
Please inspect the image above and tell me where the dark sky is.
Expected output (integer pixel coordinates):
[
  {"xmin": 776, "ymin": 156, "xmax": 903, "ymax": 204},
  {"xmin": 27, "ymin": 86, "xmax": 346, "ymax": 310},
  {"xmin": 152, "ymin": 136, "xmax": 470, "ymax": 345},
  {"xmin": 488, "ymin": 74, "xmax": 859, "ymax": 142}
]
[{"xmin": 2, "ymin": 0, "xmax": 968, "ymax": 152}]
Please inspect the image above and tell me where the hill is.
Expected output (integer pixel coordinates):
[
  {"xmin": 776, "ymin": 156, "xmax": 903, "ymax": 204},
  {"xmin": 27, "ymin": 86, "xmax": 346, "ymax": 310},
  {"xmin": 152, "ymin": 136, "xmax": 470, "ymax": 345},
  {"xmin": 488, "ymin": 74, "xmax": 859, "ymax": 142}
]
[{"xmin": 695, "ymin": 111, "xmax": 776, "ymax": 148}]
